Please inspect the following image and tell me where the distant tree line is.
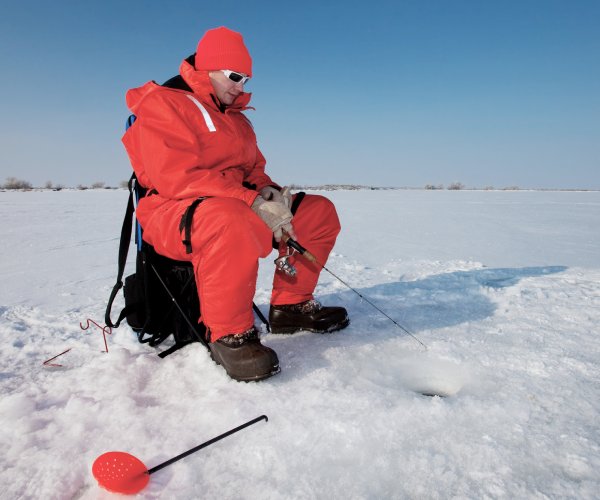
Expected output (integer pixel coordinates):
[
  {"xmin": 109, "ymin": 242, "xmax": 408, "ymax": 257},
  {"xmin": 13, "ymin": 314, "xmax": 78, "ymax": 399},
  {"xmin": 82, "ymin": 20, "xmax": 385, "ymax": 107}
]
[
  {"xmin": 0, "ymin": 177, "xmax": 128, "ymax": 190},
  {"xmin": 425, "ymin": 182, "xmax": 523, "ymax": 191},
  {"xmin": 3, "ymin": 177, "xmax": 589, "ymax": 192}
]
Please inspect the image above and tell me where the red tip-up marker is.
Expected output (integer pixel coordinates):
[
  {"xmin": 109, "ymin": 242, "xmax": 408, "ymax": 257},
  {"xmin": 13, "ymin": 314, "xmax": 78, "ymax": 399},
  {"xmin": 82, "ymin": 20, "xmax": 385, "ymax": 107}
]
[{"xmin": 92, "ymin": 415, "xmax": 268, "ymax": 495}]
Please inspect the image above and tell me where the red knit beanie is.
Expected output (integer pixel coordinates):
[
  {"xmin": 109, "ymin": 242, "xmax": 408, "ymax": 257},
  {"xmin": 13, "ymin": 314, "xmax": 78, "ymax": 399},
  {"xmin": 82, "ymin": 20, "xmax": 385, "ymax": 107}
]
[{"xmin": 195, "ymin": 26, "xmax": 252, "ymax": 76}]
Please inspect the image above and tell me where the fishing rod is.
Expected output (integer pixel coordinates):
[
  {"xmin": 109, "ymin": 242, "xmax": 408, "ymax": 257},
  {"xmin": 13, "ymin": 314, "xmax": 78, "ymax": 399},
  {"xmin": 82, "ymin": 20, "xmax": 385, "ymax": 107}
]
[{"xmin": 279, "ymin": 233, "xmax": 428, "ymax": 350}]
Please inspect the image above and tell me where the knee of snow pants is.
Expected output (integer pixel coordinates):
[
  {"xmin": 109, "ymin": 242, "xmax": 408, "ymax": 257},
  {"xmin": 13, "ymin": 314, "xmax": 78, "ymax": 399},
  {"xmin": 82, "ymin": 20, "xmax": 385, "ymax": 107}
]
[{"xmin": 271, "ymin": 194, "xmax": 341, "ymax": 305}]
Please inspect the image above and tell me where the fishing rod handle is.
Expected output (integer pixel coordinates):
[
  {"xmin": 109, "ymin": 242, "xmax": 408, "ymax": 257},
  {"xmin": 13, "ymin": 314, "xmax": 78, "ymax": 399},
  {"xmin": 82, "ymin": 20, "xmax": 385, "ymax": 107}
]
[{"xmin": 282, "ymin": 233, "xmax": 317, "ymax": 263}]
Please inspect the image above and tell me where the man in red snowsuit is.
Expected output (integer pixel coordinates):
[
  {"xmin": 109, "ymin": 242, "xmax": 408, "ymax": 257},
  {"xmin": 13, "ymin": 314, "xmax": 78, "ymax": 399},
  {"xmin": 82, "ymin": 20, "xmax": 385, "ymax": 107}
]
[{"xmin": 122, "ymin": 27, "xmax": 348, "ymax": 381}]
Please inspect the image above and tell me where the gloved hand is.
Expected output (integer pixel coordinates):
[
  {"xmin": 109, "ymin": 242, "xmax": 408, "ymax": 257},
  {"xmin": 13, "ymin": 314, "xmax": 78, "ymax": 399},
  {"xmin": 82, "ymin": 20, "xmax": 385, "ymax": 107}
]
[
  {"xmin": 259, "ymin": 186, "xmax": 293, "ymax": 209},
  {"xmin": 251, "ymin": 195, "xmax": 296, "ymax": 242}
]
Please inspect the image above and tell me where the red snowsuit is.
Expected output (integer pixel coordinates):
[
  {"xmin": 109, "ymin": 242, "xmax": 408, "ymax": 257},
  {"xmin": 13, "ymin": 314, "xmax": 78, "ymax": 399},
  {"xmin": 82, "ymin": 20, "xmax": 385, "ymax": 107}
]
[{"xmin": 122, "ymin": 58, "xmax": 341, "ymax": 340}]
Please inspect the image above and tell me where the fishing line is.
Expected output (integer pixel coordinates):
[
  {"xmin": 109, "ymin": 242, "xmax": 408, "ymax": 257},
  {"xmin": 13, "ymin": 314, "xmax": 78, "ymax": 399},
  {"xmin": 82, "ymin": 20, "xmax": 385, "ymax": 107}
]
[{"xmin": 282, "ymin": 234, "xmax": 428, "ymax": 350}]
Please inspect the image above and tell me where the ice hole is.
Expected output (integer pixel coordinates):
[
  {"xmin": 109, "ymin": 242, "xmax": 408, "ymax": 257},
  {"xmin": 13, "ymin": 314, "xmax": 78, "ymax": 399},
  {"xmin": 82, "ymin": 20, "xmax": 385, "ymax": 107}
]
[{"xmin": 395, "ymin": 355, "xmax": 467, "ymax": 397}]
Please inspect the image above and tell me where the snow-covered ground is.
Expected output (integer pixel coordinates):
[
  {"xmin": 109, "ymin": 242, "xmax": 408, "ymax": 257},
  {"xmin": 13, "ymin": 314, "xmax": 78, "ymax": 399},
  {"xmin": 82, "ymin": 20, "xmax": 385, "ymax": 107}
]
[{"xmin": 1, "ymin": 189, "xmax": 599, "ymax": 499}]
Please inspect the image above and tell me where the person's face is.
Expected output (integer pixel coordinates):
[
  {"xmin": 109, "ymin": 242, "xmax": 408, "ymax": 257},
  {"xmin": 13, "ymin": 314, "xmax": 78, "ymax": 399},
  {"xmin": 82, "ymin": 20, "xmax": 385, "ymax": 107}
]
[{"xmin": 208, "ymin": 70, "xmax": 248, "ymax": 106}]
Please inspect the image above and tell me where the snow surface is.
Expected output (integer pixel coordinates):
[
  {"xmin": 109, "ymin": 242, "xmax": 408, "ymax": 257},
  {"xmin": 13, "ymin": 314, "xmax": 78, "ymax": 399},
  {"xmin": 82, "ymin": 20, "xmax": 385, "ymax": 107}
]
[{"xmin": 1, "ymin": 189, "xmax": 599, "ymax": 499}]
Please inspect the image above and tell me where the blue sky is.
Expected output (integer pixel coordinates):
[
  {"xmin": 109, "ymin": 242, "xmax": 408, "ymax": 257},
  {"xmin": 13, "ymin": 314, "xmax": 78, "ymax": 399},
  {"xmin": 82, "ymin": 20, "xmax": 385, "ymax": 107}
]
[{"xmin": 1, "ymin": 0, "xmax": 598, "ymax": 189}]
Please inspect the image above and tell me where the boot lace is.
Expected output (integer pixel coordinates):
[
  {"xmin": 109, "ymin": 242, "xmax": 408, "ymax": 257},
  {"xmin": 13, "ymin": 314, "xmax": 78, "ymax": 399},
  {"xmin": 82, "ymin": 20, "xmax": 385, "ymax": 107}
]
[
  {"xmin": 280, "ymin": 299, "xmax": 322, "ymax": 314},
  {"xmin": 217, "ymin": 327, "xmax": 259, "ymax": 346}
]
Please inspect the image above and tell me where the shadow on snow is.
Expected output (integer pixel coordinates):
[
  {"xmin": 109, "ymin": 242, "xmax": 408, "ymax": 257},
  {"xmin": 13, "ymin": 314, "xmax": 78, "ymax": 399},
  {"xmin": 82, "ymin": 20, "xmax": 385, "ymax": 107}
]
[
  {"xmin": 263, "ymin": 265, "xmax": 567, "ymax": 381},
  {"xmin": 339, "ymin": 265, "xmax": 567, "ymax": 334}
]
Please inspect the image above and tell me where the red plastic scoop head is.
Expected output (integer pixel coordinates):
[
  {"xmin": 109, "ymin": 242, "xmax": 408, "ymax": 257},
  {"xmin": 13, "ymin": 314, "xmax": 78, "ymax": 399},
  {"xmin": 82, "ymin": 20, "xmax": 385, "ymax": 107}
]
[{"xmin": 92, "ymin": 451, "xmax": 150, "ymax": 494}]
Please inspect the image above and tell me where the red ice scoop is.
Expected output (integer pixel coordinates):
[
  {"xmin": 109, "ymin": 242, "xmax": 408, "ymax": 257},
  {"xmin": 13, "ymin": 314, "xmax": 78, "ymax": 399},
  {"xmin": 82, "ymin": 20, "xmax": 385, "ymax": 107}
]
[{"xmin": 92, "ymin": 415, "xmax": 268, "ymax": 495}]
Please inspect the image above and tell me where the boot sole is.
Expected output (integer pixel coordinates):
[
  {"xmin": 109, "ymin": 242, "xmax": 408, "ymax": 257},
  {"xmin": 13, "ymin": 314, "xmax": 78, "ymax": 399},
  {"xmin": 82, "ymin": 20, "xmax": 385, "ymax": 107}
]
[
  {"xmin": 271, "ymin": 317, "xmax": 350, "ymax": 335},
  {"xmin": 209, "ymin": 351, "xmax": 281, "ymax": 382},
  {"xmin": 227, "ymin": 365, "xmax": 281, "ymax": 382}
]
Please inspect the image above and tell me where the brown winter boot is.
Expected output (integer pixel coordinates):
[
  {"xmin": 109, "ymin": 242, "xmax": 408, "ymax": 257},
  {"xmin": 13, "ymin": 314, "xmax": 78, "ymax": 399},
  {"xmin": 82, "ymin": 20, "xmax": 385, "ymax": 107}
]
[
  {"xmin": 269, "ymin": 299, "xmax": 350, "ymax": 334},
  {"xmin": 208, "ymin": 327, "xmax": 280, "ymax": 382}
]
